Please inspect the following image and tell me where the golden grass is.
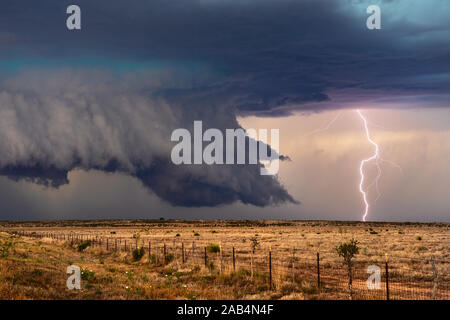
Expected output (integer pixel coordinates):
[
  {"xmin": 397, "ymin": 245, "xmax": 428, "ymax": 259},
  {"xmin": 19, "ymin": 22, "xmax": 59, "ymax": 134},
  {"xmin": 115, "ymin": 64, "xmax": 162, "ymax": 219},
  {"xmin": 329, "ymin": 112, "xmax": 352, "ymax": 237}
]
[{"xmin": 0, "ymin": 220, "xmax": 448, "ymax": 300}]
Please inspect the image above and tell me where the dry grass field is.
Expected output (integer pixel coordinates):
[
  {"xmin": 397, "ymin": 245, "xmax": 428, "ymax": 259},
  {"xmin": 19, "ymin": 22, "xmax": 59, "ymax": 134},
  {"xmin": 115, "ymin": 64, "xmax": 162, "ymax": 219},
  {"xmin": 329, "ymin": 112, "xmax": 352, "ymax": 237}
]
[{"xmin": 0, "ymin": 220, "xmax": 448, "ymax": 300}]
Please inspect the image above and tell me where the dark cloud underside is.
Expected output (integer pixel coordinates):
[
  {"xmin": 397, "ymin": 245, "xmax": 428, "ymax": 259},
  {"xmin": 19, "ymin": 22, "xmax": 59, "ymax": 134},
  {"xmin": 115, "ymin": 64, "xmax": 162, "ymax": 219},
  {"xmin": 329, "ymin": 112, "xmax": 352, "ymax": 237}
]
[{"xmin": 0, "ymin": 0, "xmax": 449, "ymax": 213}]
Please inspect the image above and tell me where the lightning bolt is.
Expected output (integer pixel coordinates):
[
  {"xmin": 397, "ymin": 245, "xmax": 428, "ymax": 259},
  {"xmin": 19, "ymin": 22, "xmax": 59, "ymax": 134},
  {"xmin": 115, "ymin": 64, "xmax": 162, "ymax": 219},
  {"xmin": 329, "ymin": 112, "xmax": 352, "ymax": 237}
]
[
  {"xmin": 305, "ymin": 109, "xmax": 402, "ymax": 222},
  {"xmin": 356, "ymin": 109, "xmax": 402, "ymax": 222},
  {"xmin": 356, "ymin": 109, "xmax": 381, "ymax": 222}
]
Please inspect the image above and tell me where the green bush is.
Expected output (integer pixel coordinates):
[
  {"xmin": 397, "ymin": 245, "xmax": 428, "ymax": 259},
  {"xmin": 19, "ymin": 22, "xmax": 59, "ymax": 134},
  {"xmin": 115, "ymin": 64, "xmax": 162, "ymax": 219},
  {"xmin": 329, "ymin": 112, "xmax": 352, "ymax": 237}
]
[
  {"xmin": 165, "ymin": 253, "xmax": 175, "ymax": 264},
  {"xmin": 0, "ymin": 236, "xmax": 16, "ymax": 258},
  {"xmin": 336, "ymin": 238, "xmax": 359, "ymax": 262},
  {"xmin": 132, "ymin": 247, "xmax": 145, "ymax": 261},
  {"xmin": 77, "ymin": 240, "xmax": 91, "ymax": 252},
  {"xmin": 416, "ymin": 236, "xmax": 423, "ymax": 241},
  {"xmin": 81, "ymin": 269, "xmax": 95, "ymax": 281},
  {"xmin": 250, "ymin": 236, "xmax": 259, "ymax": 253},
  {"xmin": 207, "ymin": 243, "xmax": 220, "ymax": 253},
  {"xmin": 336, "ymin": 238, "xmax": 359, "ymax": 298}
]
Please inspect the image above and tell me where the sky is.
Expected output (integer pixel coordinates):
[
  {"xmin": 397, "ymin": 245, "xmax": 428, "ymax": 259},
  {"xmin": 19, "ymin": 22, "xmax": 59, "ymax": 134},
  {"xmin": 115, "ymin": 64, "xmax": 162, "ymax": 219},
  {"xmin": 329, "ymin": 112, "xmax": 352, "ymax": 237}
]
[{"xmin": 0, "ymin": 0, "xmax": 449, "ymax": 221}]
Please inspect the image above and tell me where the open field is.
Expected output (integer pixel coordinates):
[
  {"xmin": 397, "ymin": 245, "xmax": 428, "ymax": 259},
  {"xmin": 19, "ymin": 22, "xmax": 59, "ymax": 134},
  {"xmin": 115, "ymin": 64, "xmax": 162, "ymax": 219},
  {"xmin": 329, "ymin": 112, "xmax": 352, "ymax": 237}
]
[{"xmin": 0, "ymin": 220, "xmax": 448, "ymax": 300}]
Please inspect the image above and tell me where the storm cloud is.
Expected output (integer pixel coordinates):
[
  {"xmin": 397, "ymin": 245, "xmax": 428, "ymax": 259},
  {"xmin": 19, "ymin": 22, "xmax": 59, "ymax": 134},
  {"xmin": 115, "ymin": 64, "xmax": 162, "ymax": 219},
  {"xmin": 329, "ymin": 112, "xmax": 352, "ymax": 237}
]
[
  {"xmin": 1, "ymin": 0, "xmax": 449, "ymax": 114},
  {"xmin": 0, "ymin": 0, "xmax": 449, "ymax": 213},
  {"xmin": 0, "ymin": 69, "xmax": 296, "ymax": 207}
]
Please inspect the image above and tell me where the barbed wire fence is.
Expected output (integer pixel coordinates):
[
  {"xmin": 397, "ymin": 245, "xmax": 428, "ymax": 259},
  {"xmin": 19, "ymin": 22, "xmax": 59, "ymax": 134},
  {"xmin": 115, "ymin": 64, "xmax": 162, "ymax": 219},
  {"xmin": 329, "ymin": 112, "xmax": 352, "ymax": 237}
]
[{"xmin": 6, "ymin": 230, "xmax": 449, "ymax": 300}]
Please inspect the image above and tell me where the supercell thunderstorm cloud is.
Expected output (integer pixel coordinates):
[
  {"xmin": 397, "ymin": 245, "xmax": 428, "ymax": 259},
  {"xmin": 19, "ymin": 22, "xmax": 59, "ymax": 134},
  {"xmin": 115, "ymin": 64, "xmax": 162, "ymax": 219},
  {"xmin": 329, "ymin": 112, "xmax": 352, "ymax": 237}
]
[
  {"xmin": 0, "ymin": 69, "xmax": 295, "ymax": 207},
  {"xmin": 0, "ymin": 0, "xmax": 450, "ymax": 220}
]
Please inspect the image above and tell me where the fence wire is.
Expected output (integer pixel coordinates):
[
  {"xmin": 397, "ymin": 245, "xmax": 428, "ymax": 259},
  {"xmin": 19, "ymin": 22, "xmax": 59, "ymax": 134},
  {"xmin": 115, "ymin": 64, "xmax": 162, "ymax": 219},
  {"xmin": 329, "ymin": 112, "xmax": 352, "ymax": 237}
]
[{"xmin": 9, "ymin": 230, "xmax": 449, "ymax": 300}]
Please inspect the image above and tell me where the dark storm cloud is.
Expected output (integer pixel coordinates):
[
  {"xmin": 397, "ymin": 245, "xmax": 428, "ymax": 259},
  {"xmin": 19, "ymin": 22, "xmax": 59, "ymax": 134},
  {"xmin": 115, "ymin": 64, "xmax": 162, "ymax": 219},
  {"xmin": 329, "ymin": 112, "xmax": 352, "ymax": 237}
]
[
  {"xmin": 0, "ymin": 0, "xmax": 449, "ymax": 212},
  {"xmin": 0, "ymin": 70, "xmax": 296, "ymax": 207},
  {"xmin": 1, "ymin": 0, "xmax": 449, "ymax": 114}
]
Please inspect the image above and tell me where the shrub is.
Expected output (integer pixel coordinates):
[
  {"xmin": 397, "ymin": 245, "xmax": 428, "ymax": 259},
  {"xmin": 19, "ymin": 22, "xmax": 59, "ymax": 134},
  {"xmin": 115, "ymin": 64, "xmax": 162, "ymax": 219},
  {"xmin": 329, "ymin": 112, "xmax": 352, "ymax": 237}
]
[
  {"xmin": 207, "ymin": 243, "xmax": 220, "ymax": 253},
  {"xmin": 0, "ymin": 236, "xmax": 16, "ymax": 258},
  {"xmin": 236, "ymin": 268, "xmax": 251, "ymax": 277},
  {"xmin": 165, "ymin": 253, "xmax": 175, "ymax": 264},
  {"xmin": 417, "ymin": 246, "xmax": 427, "ymax": 252},
  {"xmin": 250, "ymin": 236, "xmax": 259, "ymax": 253},
  {"xmin": 132, "ymin": 247, "xmax": 145, "ymax": 261},
  {"xmin": 81, "ymin": 269, "xmax": 95, "ymax": 281},
  {"xmin": 194, "ymin": 232, "xmax": 200, "ymax": 237},
  {"xmin": 416, "ymin": 236, "xmax": 423, "ymax": 241},
  {"xmin": 32, "ymin": 269, "xmax": 43, "ymax": 276},
  {"xmin": 77, "ymin": 240, "xmax": 91, "ymax": 252},
  {"xmin": 336, "ymin": 238, "xmax": 359, "ymax": 263},
  {"xmin": 191, "ymin": 265, "xmax": 201, "ymax": 273},
  {"xmin": 336, "ymin": 238, "xmax": 359, "ymax": 299}
]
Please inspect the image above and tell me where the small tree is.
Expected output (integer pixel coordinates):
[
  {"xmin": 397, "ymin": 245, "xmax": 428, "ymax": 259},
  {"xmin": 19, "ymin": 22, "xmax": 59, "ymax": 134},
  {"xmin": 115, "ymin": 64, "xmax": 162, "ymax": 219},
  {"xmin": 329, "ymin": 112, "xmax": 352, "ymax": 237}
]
[
  {"xmin": 250, "ymin": 237, "xmax": 259, "ymax": 253},
  {"xmin": 336, "ymin": 238, "xmax": 359, "ymax": 299}
]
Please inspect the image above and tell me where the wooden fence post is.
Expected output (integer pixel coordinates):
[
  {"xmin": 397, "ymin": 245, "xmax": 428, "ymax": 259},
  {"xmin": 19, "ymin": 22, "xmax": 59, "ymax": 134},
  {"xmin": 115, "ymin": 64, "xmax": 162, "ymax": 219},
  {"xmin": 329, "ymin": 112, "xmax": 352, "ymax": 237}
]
[
  {"xmin": 163, "ymin": 243, "xmax": 167, "ymax": 264},
  {"xmin": 431, "ymin": 256, "xmax": 438, "ymax": 300},
  {"xmin": 204, "ymin": 247, "xmax": 207, "ymax": 267},
  {"xmin": 106, "ymin": 238, "xmax": 109, "ymax": 251},
  {"xmin": 269, "ymin": 248, "xmax": 272, "ymax": 290},
  {"xmin": 317, "ymin": 252, "xmax": 321, "ymax": 291},
  {"xmin": 385, "ymin": 254, "xmax": 390, "ymax": 300},
  {"xmin": 148, "ymin": 241, "xmax": 151, "ymax": 261},
  {"xmin": 182, "ymin": 242, "xmax": 185, "ymax": 264},
  {"xmin": 219, "ymin": 243, "xmax": 223, "ymax": 274},
  {"xmin": 251, "ymin": 251, "xmax": 254, "ymax": 279},
  {"xmin": 232, "ymin": 247, "xmax": 236, "ymax": 272},
  {"xmin": 292, "ymin": 248, "xmax": 295, "ymax": 285}
]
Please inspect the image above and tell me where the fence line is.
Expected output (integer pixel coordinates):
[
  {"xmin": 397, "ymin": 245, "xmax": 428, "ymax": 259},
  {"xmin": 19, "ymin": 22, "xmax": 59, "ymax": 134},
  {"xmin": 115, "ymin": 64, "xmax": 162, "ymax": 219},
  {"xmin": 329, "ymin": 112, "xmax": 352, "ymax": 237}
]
[{"xmin": 4, "ymin": 230, "xmax": 449, "ymax": 300}]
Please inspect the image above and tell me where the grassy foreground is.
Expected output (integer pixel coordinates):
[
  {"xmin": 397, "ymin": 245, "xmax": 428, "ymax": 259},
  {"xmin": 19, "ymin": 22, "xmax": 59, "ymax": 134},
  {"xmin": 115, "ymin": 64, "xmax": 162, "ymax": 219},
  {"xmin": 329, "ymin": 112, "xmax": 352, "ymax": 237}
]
[
  {"xmin": 0, "ymin": 232, "xmax": 304, "ymax": 300},
  {"xmin": 0, "ymin": 220, "xmax": 448, "ymax": 300}
]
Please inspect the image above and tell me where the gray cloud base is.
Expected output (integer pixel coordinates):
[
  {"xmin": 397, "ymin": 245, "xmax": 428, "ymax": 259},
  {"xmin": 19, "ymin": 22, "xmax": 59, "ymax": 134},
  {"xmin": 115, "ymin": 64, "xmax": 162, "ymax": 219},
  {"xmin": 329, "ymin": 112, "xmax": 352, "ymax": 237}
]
[{"xmin": 0, "ymin": 70, "xmax": 296, "ymax": 207}]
